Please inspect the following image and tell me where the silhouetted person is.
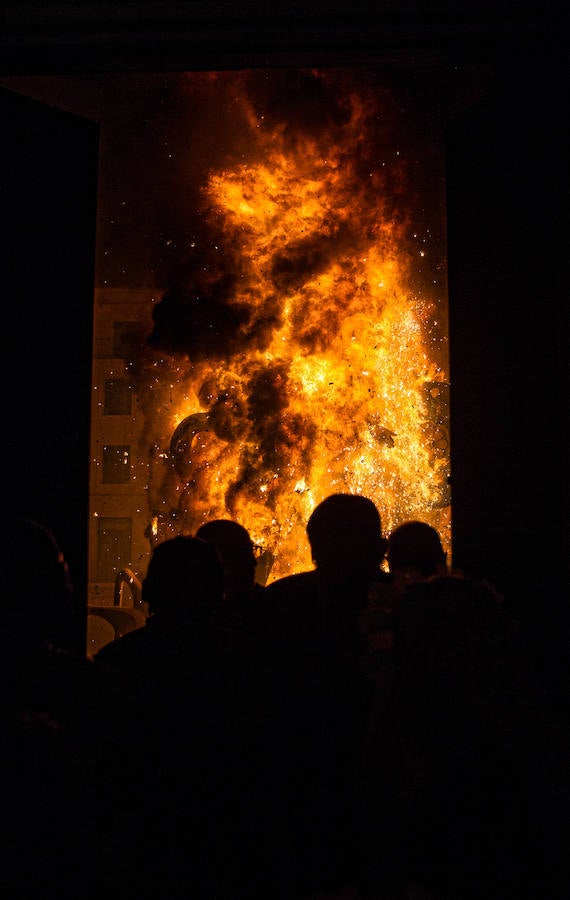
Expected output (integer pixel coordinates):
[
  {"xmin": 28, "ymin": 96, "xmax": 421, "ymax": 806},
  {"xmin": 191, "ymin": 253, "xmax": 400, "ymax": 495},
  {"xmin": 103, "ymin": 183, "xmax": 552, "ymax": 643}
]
[
  {"xmin": 94, "ymin": 534, "xmax": 229, "ymax": 672},
  {"xmin": 357, "ymin": 518, "xmax": 449, "ymax": 673},
  {"xmin": 0, "ymin": 515, "xmax": 95, "ymax": 738},
  {"xmin": 357, "ymin": 567, "xmax": 568, "ymax": 900},
  {"xmin": 387, "ymin": 519, "xmax": 448, "ymax": 589},
  {"xmin": 195, "ymin": 518, "xmax": 266, "ymax": 638},
  {"xmin": 261, "ymin": 493, "xmax": 391, "ymax": 898},
  {"xmin": 0, "ymin": 518, "xmax": 104, "ymax": 899},
  {"xmin": 1, "ymin": 517, "xmax": 81, "ymax": 654},
  {"xmin": 93, "ymin": 535, "xmax": 273, "ymax": 899}
]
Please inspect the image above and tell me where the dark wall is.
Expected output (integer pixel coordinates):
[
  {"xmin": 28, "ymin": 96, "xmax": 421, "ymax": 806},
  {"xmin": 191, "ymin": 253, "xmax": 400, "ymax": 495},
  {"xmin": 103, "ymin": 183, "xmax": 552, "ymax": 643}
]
[
  {"xmin": 2, "ymin": 87, "xmax": 99, "ymax": 644},
  {"xmin": 446, "ymin": 57, "xmax": 568, "ymax": 700},
  {"xmin": 447, "ymin": 59, "xmax": 567, "ymax": 591}
]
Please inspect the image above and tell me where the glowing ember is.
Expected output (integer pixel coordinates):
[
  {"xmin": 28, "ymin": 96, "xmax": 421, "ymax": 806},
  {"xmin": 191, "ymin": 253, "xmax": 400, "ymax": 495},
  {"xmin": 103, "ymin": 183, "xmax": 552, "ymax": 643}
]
[{"xmin": 137, "ymin": 70, "xmax": 450, "ymax": 581}]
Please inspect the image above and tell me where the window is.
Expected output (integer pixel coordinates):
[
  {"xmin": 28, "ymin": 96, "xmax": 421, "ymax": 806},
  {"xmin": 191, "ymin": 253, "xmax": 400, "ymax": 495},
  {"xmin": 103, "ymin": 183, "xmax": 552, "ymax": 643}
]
[
  {"xmin": 112, "ymin": 321, "xmax": 143, "ymax": 358},
  {"xmin": 104, "ymin": 378, "xmax": 132, "ymax": 415},
  {"xmin": 102, "ymin": 444, "xmax": 131, "ymax": 483}
]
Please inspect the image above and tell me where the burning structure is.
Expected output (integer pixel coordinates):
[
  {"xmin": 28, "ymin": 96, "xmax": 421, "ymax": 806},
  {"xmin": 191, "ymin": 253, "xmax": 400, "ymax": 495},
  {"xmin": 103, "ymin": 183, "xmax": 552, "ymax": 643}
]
[{"xmin": 88, "ymin": 67, "xmax": 450, "ymax": 601}]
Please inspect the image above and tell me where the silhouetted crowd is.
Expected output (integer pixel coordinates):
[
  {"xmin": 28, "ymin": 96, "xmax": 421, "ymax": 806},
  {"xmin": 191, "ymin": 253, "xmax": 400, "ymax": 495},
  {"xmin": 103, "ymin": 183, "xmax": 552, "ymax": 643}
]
[{"xmin": 2, "ymin": 500, "xmax": 568, "ymax": 899}]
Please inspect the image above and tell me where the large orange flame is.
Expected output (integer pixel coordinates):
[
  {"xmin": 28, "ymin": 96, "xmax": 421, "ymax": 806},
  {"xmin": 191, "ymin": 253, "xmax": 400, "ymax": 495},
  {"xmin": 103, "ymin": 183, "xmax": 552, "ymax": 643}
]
[{"xmin": 140, "ymin": 70, "xmax": 450, "ymax": 582}]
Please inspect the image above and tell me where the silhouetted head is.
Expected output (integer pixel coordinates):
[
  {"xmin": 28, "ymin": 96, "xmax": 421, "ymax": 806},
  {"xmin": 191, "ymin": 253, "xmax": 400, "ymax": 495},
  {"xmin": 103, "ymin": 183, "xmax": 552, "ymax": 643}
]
[
  {"xmin": 387, "ymin": 520, "xmax": 447, "ymax": 584},
  {"xmin": 195, "ymin": 519, "xmax": 257, "ymax": 598},
  {"xmin": 1, "ymin": 518, "xmax": 76, "ymax": 649},
  {"xmin": 306, "ymin": 493, "xmax": 386, "ymax": 579},
  {"xmin": 141, "ymin": 535, "xmax": 224, "ymax": 619}
]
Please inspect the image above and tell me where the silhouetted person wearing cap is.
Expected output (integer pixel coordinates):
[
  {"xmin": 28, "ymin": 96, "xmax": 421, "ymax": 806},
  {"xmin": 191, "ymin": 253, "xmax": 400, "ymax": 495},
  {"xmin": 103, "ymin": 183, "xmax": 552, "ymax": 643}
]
[
  {"xmin": 93, "ymin": 535, "xmax": 273, "ymax": 899},
  {"xmin": 261, "ymin": 492, "xmax": 390, "ymax": 899}
]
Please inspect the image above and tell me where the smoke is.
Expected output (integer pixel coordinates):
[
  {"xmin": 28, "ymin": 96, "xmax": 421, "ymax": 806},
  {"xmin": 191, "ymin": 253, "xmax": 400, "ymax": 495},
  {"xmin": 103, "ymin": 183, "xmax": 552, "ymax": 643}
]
[
  {"xmin": 147, "ymin": 217, "xmax": 283, "ymax": 360},
  {"xmin": 145, "ymin": 70, "xmax": 389, "ymax": 360}
]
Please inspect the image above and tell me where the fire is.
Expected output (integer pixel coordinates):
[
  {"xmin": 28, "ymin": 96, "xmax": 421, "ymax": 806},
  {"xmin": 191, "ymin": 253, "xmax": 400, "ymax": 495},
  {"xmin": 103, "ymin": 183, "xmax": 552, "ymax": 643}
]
[{"xmin": 139, "ymin": 70, "xmax": 450, "ymax": 582}]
